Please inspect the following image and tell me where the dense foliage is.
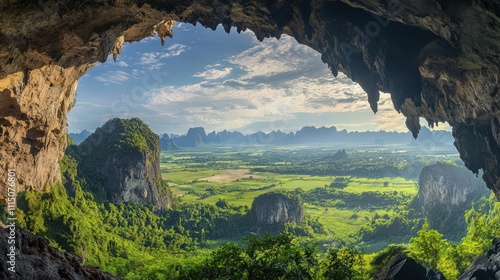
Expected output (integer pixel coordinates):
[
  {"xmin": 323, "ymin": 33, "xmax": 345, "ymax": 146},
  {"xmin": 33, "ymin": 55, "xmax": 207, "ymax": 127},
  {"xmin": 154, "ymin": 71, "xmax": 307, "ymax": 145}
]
[
  {"xmin": 360, "ymin": 207, "xmax": 422, "ymax": 241},
  {"xmin": 163, "ymin": 201, "xmax": 250, "ymax": 242},
  {"xmin": 16, "ymin": 170, "xmax": 499, "ymax": 280},
  {"xmin": 302, "ymin": 187, "xmax": 414, "ymax": 209},
  {"xmin": 15, "ymin": 182, "xmax": 365, "ymax": 279}
]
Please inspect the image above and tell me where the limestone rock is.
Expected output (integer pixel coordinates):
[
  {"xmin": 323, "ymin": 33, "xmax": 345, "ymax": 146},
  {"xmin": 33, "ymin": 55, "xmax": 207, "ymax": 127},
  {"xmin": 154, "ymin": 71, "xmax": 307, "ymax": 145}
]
[
  {"xmin": 0, "ymin": 228, "xmax": 120, "ymax": 280},
  {"xmin": 419, "ymin": 163, "xmax": 488, "ymax": 211},
  {"xmin": 251, "ymin": 192, "xmax": 305, "ymax": 224},
  {"xmin": 418, "ymin": 163, "xmax": 489, "ymax": 236},
  {"xmin": 375, "ymin": 253, "xmax": 446, "ymax": 280},
  {"xmin": 68, "ymin": 118, "xmax": 172, "ymax": 210}
]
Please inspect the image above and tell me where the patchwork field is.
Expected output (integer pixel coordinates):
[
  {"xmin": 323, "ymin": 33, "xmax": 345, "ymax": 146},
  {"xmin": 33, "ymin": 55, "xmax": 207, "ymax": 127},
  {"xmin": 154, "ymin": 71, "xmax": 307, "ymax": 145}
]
[{"xmin": 160, "ymin": 147, "xmax": 428, "ymax": 242}]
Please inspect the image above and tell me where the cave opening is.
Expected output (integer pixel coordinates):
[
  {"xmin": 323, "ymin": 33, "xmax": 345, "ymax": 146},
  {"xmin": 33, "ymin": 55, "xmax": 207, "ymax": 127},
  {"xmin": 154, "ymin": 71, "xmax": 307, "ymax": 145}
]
[
  {"xmin": 66, "ymin": 19, "xmax": 487, "ymax": 247},
  {"xmin": 0, "ymin": 1, "xmax": 499, "ymax": 279},
  {"xmin": 69, "ymin": 21, "xmax": 431, "ymax": 138},
  {"xmin": 61, "ymin": 18, "xmax": 497, "ymax": 280}
]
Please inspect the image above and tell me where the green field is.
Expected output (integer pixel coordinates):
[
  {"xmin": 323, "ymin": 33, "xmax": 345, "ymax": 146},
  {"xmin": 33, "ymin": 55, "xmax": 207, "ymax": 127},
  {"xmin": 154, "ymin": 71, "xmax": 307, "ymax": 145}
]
[
  {"xmin": 343, "ymin": 177, "xmax": 418, "ymax": 194},
  {"xmin": 160, "ymin": 147, "xmax": 423, "ymax": 242}
]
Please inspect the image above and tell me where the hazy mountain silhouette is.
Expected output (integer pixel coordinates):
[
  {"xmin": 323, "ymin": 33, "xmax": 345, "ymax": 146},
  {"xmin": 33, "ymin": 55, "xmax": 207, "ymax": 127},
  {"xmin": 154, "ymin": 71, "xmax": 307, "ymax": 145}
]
[
  {"xmin": 71, "ymin": 124, "xmax": 453, "ymax": 149},
  {"xmin": 160, "ymin": 134, "xmax": 179, "ymax": 150},
  {"xmin": 69, "ymin": 129, "xmax": 92, "ymax": 145},
  {"xmin": 168, "ymin": 126, "xmax": 454, "ymax": 148}
]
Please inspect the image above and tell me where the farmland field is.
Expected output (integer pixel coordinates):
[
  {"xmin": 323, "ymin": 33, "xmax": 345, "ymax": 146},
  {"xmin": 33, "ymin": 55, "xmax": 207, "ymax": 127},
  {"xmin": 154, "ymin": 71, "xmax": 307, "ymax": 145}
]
[{"xmin": 160, "ymin": 145, "xmax": 459, "ymax": 249}]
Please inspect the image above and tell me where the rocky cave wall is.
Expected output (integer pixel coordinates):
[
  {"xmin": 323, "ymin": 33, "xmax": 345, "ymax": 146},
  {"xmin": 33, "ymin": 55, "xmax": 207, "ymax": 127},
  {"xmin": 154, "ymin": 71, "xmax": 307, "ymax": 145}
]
[{"xmin": 0, "ymin": 0, "xmax": 499, "ymax": 200}]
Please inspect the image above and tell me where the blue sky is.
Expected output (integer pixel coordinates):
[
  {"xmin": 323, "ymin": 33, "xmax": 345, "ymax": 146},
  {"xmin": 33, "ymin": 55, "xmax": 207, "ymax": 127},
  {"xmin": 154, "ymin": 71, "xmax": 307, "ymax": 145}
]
[{"xmin": 68, "ymin": 22, "xmax": 444, "ymax": 135}]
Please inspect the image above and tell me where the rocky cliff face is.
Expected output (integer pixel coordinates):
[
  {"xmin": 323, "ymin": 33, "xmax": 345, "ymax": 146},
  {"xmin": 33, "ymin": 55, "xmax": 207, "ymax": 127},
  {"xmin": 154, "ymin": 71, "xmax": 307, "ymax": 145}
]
[
  {"xmin": 0, "ymin": 64, "xmax": 90, "ymax": 200},
  {"xmin": 69, "ymin": 118, "xmax": 171, "ymax": 210},
  {"xmin": 419, "ymin": 163, "xmax": 488, "ymax": 211},
  {"xmin": 0, "ymin": 228, "xmax": 119, "ymax": 280},
  {"xmin": 0, "ymin": 0, "xmax": 499, "ymax": 200},
  {"xmin": 374, "ymin": 253, "xmax": 445, "ymax": 280},
  {"xmin": 418, "ymin": 163, "xmax": 489, "ymax": 235},
  {"xmin": 251, "ymin": 192, "xmax": 305, "ymax": 224}
]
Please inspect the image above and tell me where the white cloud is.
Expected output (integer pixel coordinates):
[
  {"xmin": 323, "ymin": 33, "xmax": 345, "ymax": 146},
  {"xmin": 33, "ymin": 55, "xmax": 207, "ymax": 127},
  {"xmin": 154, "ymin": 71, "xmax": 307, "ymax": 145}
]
[
  {"xmin": 174, "ymin": 22, "xmax": 192, "ymax": 32},
  {"xmin": 80, "ymin": 31, "xmax": 409, "ymax": 134},
  {"xmin": 138, "ymin": 36, "xmax": 157, "ymax": 43},
  {"xmin": 143, "ymin": 70, "xmax": 379, "ymax": 133},
  {"xmin": 148, "ymin": 84, "xmax": 203, "ymax": 104},
  {"xmin": 162, "ymin": 43, "xmax": 188, "ymax": 58},
  {"xmin": 193, "ymin": 67, "xmax": 233, "ymax": 80},
  {"xmin": 228, "ymin": 35, "xmax": 319, "ymax": 82},
  {"xmin": 140, "ymin": 52, "xmax": 160, "ymax": 65},
  {"xmin": 115, "ymin": 61, "xmax": 128, "ymax": 67},
  {"xmin": 94, "ymin": 70, "xmax": 130, "ymax": 85},
  {"xmin": 138, "ymin": 44, "xmax": 189, "ymax": 70},
  {"xmin": 140, "ymin": 33, "xmax": 404, "ymax": 132}
]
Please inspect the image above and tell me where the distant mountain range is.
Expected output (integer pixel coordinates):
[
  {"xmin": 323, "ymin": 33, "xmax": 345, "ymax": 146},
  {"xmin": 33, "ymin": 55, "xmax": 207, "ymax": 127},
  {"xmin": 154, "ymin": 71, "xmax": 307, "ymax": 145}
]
[
  {"xmin": 170, "ymin": 126, "xmax": 454, "ymax": 148},
  {"xmin": 70, "ymin": 125, "xmax": 454, "ymax": 149},
  {"xmin": 159, "ymin": 134, "xmax": 180, "ymax": 151}
]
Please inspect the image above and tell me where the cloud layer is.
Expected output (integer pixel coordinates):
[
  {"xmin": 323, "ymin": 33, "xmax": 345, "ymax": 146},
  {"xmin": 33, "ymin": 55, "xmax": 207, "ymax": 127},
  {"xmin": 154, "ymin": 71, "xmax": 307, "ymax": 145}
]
[
  {"xmin": 143, "ymin": 34, "xmax": 406, "ymax": 133},
  {"xmin": 94, "ymin": 70, "xmax": 130, "ymax": 85},
  {"xmin": 139, "ymin": 43, "xmax": 189, "ymax": 70}
]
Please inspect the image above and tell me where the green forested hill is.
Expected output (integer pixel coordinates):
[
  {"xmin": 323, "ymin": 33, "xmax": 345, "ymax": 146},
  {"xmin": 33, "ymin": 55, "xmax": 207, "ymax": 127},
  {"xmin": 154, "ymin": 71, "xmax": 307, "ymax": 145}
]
[{"xmin": 66, "ymin": 118, "xmax": 171, "ymax": 209}]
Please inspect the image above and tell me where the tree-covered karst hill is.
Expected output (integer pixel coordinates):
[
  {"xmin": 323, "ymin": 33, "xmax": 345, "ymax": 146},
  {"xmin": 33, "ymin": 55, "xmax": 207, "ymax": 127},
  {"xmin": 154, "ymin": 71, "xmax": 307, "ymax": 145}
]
[
  {"xmin": 418, "ymin": 162, "xmax": 489, "ymax": 238},
  {"xmin": 251, "ymin": 192, "xmax": 305, "ymax": 225},
  {"xmin": 67, "ymin": 118, "xmax": 172, "ymax": 210}
]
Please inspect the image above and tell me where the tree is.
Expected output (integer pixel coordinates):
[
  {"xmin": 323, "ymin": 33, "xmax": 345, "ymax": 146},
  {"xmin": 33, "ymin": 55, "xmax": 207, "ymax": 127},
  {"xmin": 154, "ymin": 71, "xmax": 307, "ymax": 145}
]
[
  {"xmin": 215, "ymin": 198, "xmax": 229, "ymax": 209},
  {"xmin": 246, "ymin": 233, "xmax": 322, "ymax": 279},
  {"xmin": 322, "ymin": 246, "xmax": 362, "ymax": 280},
  {"xmin": 202, "ymin": 242, "xmax": 249, "ymax": 279},
  {"xmin": 408, "ymin": 221, "xmax": 449, "ymax": 269}
]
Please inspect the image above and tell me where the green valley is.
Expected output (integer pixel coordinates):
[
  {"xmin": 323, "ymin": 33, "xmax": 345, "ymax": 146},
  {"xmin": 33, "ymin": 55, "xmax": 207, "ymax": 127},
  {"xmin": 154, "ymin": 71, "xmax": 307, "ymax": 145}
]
[
  {"xmin": 161, "ymin": 147, "xmax": 424, "ymax": 245},
  {"xmin": 9, "ymin": 118, "xmax": 499, "ymax": 280}
]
